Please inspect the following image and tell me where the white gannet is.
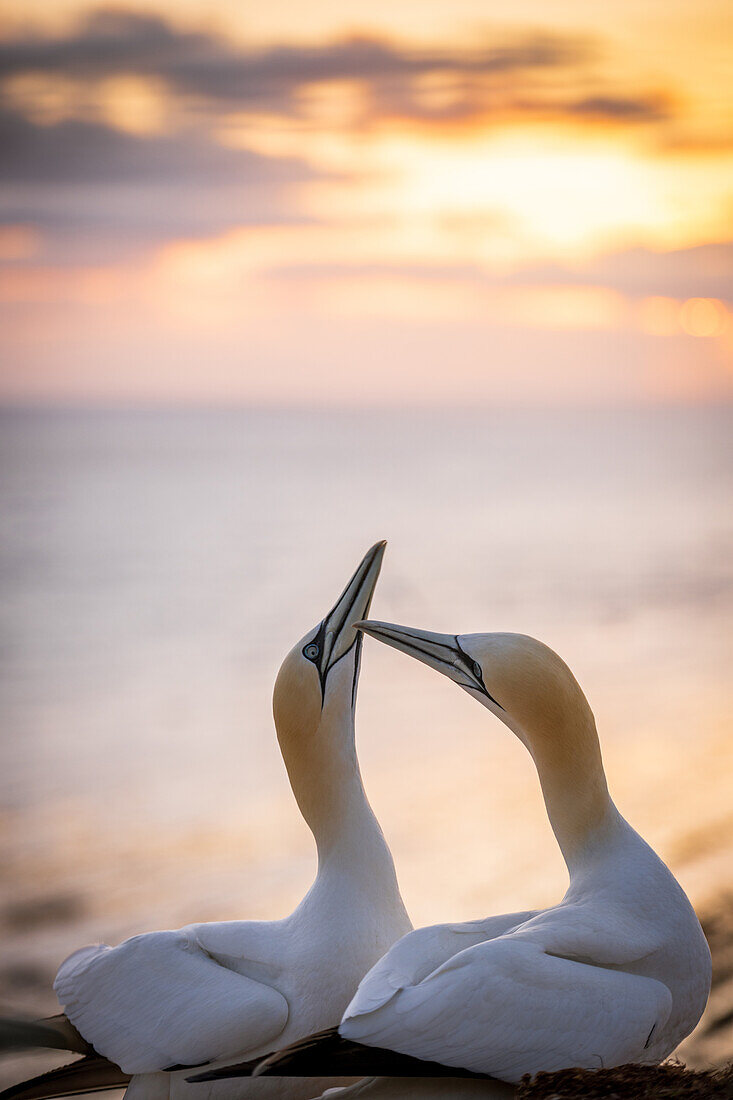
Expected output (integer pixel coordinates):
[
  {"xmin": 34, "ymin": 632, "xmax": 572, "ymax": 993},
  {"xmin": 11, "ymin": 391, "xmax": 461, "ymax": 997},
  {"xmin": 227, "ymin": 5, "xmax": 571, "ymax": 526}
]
[
  {"xmin": 0, "ymin": 544, "xmax": 411, "ymax": 1100},
  {"xmin": 244, "ymin": 619, "xmax": 711, "ymax": 1084}
]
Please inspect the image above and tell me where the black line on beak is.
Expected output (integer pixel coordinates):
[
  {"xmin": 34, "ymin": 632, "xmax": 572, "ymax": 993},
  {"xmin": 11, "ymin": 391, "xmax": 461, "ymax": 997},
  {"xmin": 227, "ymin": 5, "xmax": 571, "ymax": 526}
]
[
  {"xmin": 310, "ymin": 545, "xmax": 383, "ymax": 706},
  {"xmin": 360, "ymin": 623, "xmax": 505, "ymax": 712},
  {"xmin": 454, "ymin": 637, "xmax": 505, "ymax": 711}
]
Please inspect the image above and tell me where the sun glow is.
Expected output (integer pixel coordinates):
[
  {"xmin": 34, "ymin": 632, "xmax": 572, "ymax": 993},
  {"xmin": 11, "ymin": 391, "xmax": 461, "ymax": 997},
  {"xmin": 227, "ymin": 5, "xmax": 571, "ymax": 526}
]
[
  {"xmin": 368, "ymin": 130, "xmax": 716, "ymax": 257},
  {"xmin": 284, "ymin": 122, "xmax": 733, "ymax": 273}
]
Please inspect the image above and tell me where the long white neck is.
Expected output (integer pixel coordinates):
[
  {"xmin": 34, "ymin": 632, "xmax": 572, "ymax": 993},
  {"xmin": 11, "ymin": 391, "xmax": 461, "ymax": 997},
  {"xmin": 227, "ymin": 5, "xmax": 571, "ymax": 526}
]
[
  {"xmin": 523, "ymin": 709, "xmax": 618, "ymax": 875},
  {"xmin": 277, "ymin": 672, "xmax": 403, "ymax": 897}
]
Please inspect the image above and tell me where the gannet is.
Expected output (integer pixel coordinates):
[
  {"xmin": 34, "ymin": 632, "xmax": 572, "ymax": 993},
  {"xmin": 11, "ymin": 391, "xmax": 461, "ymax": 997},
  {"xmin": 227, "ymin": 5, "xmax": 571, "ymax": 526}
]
[
  {"xmin": 241, "ymin": 620, "xmax": 711, "ymax": 1084},
  {"xmin": 0, "ymin": 544, "xmax": 411, "ymax": 1100}
]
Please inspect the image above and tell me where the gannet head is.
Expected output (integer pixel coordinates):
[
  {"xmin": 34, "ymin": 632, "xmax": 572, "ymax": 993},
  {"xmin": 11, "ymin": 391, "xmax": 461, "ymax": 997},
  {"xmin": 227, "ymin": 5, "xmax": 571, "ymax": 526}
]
[
  {"xmin": 354, "ymin": 621, "xmax": 595, "ymax": 755},
  {"xmin": 273, "ymin": 541, "xmax": 386, "ymax": 747},
  {"xmin": 357, "ymin": 620, "xmax": 610, "ymax": 860}
]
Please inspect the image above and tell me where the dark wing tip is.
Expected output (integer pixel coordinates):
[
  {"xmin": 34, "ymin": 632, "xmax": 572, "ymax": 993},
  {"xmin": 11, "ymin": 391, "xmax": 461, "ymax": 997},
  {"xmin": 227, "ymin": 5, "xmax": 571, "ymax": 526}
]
[
  {"xmin": 187, "ymin": 1029, "xmax": 344, "ymax": 1082},
  {"xmin": 189, "ymin": 1026, "xmax": 500, "ymax": 1083},
  {"xmin": 186, "ymin": 1057, "xmax": 260, "ymax": 1082},
  {"xmin": 253, "ymin": 1028, "xmax": 342, "ymax": 1076},
  {"xmin": 255, "ymin": 1028, "xmax": 492, "ymax": 1079},
  {"xmin": 0, "ymin": 1056, "xmax": 129, "ymax": 1100}
]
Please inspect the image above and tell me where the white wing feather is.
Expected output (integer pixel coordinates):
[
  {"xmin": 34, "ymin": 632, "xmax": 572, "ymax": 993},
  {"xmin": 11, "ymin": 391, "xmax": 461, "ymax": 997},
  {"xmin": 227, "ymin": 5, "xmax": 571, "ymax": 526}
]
[
  {"xmin": 54, "ymin": 929, "xmax": 289, "ymax": 1074},
  {"xmin": 340, "ymin": 936, "xmax": 672, "ymax": 1083},
  {"xmin": 343, "ymin": 911, "xmax": 537, "ymax": 1021}
]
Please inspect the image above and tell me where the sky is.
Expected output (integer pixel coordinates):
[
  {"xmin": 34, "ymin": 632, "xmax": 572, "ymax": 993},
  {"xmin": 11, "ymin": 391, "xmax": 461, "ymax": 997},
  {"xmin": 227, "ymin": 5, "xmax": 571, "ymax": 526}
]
[{"xmin": 0, "ymin": 0, "xmax": 732, "ymax": 405}]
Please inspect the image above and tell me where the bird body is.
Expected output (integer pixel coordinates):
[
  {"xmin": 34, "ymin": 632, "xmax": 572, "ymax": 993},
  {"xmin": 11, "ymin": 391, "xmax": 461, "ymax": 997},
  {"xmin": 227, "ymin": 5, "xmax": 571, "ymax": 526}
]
[
  {"xmin": 53, "ymin": 875, "xmax": 408, "ymax": 1100},
  {"xmin": 2, "ymin": 544, "xmax": 411, "ymax": 1100},
  {"xmin": 251, "ymin": 622, "xmax": 711, "ymax": 1085},
  {"xmin": 340, "ymin": 813, "xmax": 708, "ymax": 1080},
  {"xmin": 54, "ymin": 785, "xmax": 408, "ymax": 1078}
]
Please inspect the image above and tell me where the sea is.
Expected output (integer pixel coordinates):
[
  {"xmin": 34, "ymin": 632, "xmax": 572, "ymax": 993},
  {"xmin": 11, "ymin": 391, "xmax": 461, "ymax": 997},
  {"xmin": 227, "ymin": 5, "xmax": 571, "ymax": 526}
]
[{"xmin": 0, "ymin": 404, "xmax": 731, "ymax": 1066}]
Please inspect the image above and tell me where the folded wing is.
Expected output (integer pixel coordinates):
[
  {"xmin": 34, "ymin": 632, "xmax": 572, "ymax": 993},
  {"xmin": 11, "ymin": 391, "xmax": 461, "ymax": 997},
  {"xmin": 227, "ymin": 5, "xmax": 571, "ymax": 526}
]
[
  {"xmin": 340, "ymin": 936, "xmax": 672, "ymax": 1082},
  {"xmin": 54, "ymin": 929, "xmax": 289, "ymax": 1074},
  {"xmin": 343, "ymin": 912, "xmax": 537, "ymax": 1022}
]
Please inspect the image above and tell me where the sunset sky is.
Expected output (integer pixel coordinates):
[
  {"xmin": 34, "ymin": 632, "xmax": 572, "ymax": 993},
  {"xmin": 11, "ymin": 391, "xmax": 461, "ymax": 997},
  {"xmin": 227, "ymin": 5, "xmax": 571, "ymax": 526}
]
[{"xmin": 1, "ymin": 0, "xmax": 732, "ymax": 404}]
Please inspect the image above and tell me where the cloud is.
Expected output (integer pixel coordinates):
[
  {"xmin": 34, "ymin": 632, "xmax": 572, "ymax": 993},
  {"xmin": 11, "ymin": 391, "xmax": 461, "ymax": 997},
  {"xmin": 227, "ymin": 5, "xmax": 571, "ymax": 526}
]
[
  {"xmin": 505, "ymin": 243, "xmax": 733, "ymax": 302},
  {"xmin": 0, "ymin": 9, "xmax": 206, "ymax": 81},
  {"xmin": 566, "ymin": 94, "xmax": 669, "ymax": 121},
  {"xmin": 0, "ymin": 9, "xmax": 669, "ymax": 128},
  {"xmin": 0, "ymin": 11, "xmax": 581, "ymax": 88},
  {"xmin": 0, "ymin": 183, "xmax": 314, "ymax": 263},
  {"xmin": 0, "ymin": 105, "xmax": 323, "ymax": 256},
  {"xmin": 0, "ymin": 10, "xmax": 698, "ymax": 268},
  {"xmin": 0, "ymin": 107, "xmax": 318, "ymax": 186},
  {"xmin": 261, "ymin": 241, "xmax": 733, "ymax": 304}
]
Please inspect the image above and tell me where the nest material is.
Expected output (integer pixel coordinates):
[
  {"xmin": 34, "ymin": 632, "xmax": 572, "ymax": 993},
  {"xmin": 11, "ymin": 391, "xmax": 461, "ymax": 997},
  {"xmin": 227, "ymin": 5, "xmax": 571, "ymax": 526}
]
[{"xmin": 517, "ymin": 1061, "xmax": 733, "ymax": 1098}]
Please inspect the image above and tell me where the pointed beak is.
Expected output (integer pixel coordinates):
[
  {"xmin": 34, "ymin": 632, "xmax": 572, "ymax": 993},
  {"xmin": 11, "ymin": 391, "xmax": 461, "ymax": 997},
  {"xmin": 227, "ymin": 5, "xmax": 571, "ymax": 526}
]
[
  {"xmin": 319, "ymin": 541, "xmax": 386, "ymax": 676},
  {"xmin": 355, "ymin": 619, "xmax": 503, "ymax": 709}
]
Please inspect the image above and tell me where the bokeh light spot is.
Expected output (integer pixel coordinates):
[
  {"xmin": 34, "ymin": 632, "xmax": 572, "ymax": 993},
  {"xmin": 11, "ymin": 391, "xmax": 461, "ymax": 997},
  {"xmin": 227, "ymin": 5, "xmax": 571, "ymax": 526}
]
[{"xmin": 679, "ymin": 297, "xmax": 729, "ymax": 338}]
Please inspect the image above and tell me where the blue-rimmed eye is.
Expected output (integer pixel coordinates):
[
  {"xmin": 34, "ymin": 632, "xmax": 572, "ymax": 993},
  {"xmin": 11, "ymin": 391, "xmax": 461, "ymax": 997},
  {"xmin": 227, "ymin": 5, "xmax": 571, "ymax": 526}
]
[
  {"xmin": 304, "ymin": 643, "xmax": 320, "ymax": 661},
  {"xmin": 472, "ymin": 660, "xmax": 482, "ymax": 679}
]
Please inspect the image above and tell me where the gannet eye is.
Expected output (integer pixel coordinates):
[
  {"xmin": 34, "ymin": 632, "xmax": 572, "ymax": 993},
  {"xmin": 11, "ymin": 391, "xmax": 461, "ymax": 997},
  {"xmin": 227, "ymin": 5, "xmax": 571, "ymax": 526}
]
[
  {"xmin": 304, "ymin": 643, "xmax": 320, "ymax": 661},
  {"xmin": 472, "ymin": 660, "xmax": 482, "ymax": 679}
]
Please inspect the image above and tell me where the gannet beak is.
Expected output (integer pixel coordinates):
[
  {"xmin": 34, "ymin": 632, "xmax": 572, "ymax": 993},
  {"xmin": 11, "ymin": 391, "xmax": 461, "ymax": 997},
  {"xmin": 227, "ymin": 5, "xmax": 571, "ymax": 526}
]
[
  {"xmin": 319, "ymin": 541, "xmax": 386, "ymax": 678},
  {"xmin": 355, "ymin": 619, "xmax": 503, "ymax": 709}
]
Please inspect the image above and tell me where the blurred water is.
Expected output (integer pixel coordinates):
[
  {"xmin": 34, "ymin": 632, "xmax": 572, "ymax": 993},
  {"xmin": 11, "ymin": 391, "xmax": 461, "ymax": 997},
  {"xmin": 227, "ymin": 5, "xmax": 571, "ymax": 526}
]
[{"xmin": 0, "ymin": 405, "xmax": 731, "ymax": 1028}]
